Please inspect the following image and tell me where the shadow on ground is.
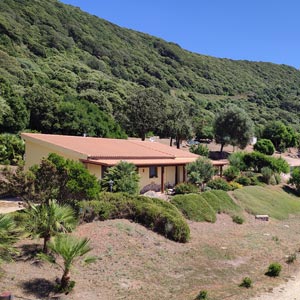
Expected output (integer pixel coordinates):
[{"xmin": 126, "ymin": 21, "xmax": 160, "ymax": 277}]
[
  {"xmin": 209, "ymin": 151, "xmax": 230, "ymax": 160},
  {"xmin": 282, "ymin": 185, "xmax": 299, "ymax": 196},
  {"xmin": 16, "ymin": 243, "xmax": 42, "ymax": 262},
  {"xmin": 21, "ymin": 278, "xmax": 55, "ymax": 298}
]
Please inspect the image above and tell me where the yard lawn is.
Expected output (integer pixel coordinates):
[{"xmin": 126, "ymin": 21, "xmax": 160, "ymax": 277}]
[
  {"xmin": 232, "ymin": 185, "xmax": 300, "ymax": 219},
  {"xmin": 1, "ymin": 210, "xmax": 300, "ymax": 300}
]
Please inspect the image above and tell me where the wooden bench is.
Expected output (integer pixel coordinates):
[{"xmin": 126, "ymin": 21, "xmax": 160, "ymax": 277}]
[{"xmin": 255, "ymin": 214, "xmax": 269, "ymax": 221}]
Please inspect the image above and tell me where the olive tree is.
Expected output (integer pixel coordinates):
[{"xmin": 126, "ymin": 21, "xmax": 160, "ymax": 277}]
[
  {"xmin": 214, "ymin": 105, "xmax": 254, "ymax": 155},
  {"xmin": 126, "ymin": 87, "xmax": 168, "ymax": 141}
]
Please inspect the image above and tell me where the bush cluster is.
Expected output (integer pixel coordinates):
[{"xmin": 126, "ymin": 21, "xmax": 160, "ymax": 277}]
[
  {"xmin": 243, "ymin": 152, "xmax": 289, "ymax": 173},
  {"xmin": 239, "ymin": 277, "xmax": 252, "ymax": 288},
  {"xmin": 207, "ymin": 178, "xmax": 232, "ymax": 191},
  {"xmin": 234, "ymin": 176, "xmax": 251, "ymax": 186},
  {"xmin": 77, "ymin": 193, "xmax": 190, "ymax": 243},
  {"xmin": 254, "ymin": 139, "xmax": 275, "ymax": 155},
  {"xmin": 265, "ymin": 263, "xmax": 282, "ymax": 277},
  {"xmin": 189, "ymin": 144, "xmax": 209, "ymax": 157},
  {"xmin": 174, "ymin": 183, "xmax": 199, "ymax": 194},
  {"xmin": 232, "ymin": 215, "xmax": 244, "ymax": 224},
  {"xmin": 223, "ymin": 166, "xmax": 240, "ymax": 181}
]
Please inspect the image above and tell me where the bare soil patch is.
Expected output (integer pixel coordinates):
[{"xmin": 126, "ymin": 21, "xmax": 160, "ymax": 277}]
[
  {"xmin": 1, "ymin": 212, "xmax": 300, "ymax": 300},
  {"xmin": 0, "ymin": 198, "xmax": 24, "ymax": 214}
]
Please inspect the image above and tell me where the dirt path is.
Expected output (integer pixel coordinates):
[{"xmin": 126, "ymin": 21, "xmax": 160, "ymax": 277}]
[{"xmin": 250, "ymin": 271, "xmax": 300, "ymax": 300}]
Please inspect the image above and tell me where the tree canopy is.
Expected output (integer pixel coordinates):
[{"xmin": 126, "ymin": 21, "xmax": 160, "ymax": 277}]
[
  {"xmin": 262, "ymin": 121, "xmax": 298, "ymax": 152},
  {"xmin": 214, "ymin": 106, "xmax": 254, "ymax": 154},
  {"xmin": 126, "ymin": 87, "xmax": 168, "ymax": 140}
]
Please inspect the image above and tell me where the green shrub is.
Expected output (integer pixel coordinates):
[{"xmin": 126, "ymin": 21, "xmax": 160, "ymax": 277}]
[
  {"xmin": 254, "ymin": 139, "xmax": 275, "ymax": 155},
  {"xmin": 243, "ymin": 152, "xmax": 289, "ymax": 173},
  {"xmin": 223, "ymin": 166, "xmax": 240, "ymax": 181},
  {"xmin": 235, "ymin": 176, "xmax": 251, "ymax": 186},
  {"xmin": 207, "ymin": 178, "xmax": 232, "ymax": 191},
  {"xmin": 261, "ymin": 167, "xmax": 273, "ymax": 184},
  {"xmin": 239, "ymin": 277, "xmax": 252, "ymax": 288},
  {"xmin": 265, "ymin": 263, "xmax": 282, "ymax": 277},
  {"xmin": 274, "ymin": 173, "xmax": 281, "ymax": 185},
  {"xmin": 232, "ymin": 215, "xmax": 244, "ymax": 224},
  {"xmin": 77, "ymin": 200, "xmax": 116, "ymax": 222},
  {"xmin": 229, "ymin": 181, "xmax": 242, "ymax": 190},
  {"xmin": 228, "ymin": 151, "xmax": 246, "ymax": 171},
  {"xmin": 269, "ymin": 175, "xmax": 277, "ymax": 185},
  {"xmin": 289, "ymin": 167, "xmax": 300, "ymax": 192},
  {"xmin": 195, "ymin": 290, "xmax": 208, "ymax": 300},
  {"xmin": 187, "ymin": 158, "xmax": 214, "ymax": 187},
  {"xmin": 134, "ymin": 198, "xmax": 190, "ymax": 242},
  {"xmin": 190, "ymin": 144, "xmax": 209, "ymax": 157},
  {"xmin": 174, "ymin": 182, "xmax": 199, "ymax": 194},
  {"xmin": 77, "ymin": 193, "xmax": 190, "ymax": 243},
  {"xmin": 101, "ymin": 161, "xmax": 140, "ymax": 194},
  {"xmin": 244, "ymin": 171, "xmax": 256, "ymax": 178}
]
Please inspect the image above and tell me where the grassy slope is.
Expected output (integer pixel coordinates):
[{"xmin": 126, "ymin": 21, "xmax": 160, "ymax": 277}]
[
  {"xmin": 233, "ymin": 186, "xmax": 300, "ymax": 219},
  {"xmin": 171, "ymin": 190, "xmax": 240, "ymax": 223}
]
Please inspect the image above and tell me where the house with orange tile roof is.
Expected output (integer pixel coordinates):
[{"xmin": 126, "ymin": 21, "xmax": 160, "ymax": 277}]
[{"xmin": 21, "ymin": 133, "xmax": 199, "ymax": 192}]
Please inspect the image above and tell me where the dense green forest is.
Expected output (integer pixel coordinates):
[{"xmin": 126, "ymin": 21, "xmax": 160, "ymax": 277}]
[{"xmin": 1, "ymin": 0, "xmax": 300, "ymax": 139}]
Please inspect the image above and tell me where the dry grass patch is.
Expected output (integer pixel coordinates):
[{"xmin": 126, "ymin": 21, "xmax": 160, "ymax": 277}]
[{"xmin": 1, "ymin": 214, "xmax": 300, "ymax": 300}]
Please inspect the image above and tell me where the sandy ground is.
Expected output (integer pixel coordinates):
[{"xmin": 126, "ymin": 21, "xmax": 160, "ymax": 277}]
[{"xmin": 250, "ymin": 272, "xmax": 300, "ymax": 300}]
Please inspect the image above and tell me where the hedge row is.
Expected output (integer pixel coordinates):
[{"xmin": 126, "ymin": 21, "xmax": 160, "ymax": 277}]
[{"xmin": 77, "ymin": 192, "xmax": 190, "ymax": 243}]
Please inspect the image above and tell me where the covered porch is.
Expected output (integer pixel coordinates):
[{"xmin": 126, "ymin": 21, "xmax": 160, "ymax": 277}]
[{"xmin": 82, "ymin": 158, "xmax": 194, "ymax": 193}]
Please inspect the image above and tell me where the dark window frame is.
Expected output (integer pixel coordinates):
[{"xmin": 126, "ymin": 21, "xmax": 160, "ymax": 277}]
[{"xmin": 149, "ymin": 166, "xmax": 158, "ymax": 178}]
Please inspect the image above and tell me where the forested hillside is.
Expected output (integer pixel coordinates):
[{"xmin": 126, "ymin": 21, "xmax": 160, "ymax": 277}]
[{"xmin": 1, "ymin": 0, "xmax": 300, "ymax": 138}]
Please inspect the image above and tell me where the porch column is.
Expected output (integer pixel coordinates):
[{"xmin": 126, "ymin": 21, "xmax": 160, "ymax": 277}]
[
  {"xmin": 183, "ymin": 165, "xmax": 186, "ymax": 182},
  {"xmin": 161, "ymin": 166, "xmax": 165, "ymax": 193}
]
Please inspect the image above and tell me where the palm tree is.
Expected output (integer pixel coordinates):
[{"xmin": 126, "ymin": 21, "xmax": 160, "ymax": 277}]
[
  {"xmin": 25, "ymin": 200, "xmax": 77, "ymax": 253},
  {"xmin": 0, "ymin": 214, "xmax": 21, "ymax": 262},
  {"xmin": 47, "ymin": 234, "xmax": 94, "ymax": 291}
]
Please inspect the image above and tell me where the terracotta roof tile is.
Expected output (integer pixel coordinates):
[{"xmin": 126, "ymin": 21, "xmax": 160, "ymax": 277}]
[{"xmin": 21, "ymin": 133, "xmax": 199, "ymax": 160}]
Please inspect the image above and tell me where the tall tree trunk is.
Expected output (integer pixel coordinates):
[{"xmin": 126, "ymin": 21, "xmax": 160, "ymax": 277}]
[
  {"xmin": 43, "ymin": 234, "xmax": 51, "ymax": 254},
  {"xmin": 176, "ymin": 136, "xmax": 180, "ymax": 149},
  {"xmin": 170, "ymin": 137, "xmax": 173, "ymax": 147},
  {"xmin": 220, "ymin": 143, "xmax": 225, "ymax": 159},
  {"xmin": 141, "ymin": 132, "xmax": 146, "ymax": 141},
  {"xmin": 60, "ymin": 269, "xmax": 71, "ymax": 290}
]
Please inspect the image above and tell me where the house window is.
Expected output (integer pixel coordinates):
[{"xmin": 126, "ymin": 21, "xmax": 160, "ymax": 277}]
[{"xmin": 149, "ymin": 166, "xmax": 158, "ymax": 178}]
